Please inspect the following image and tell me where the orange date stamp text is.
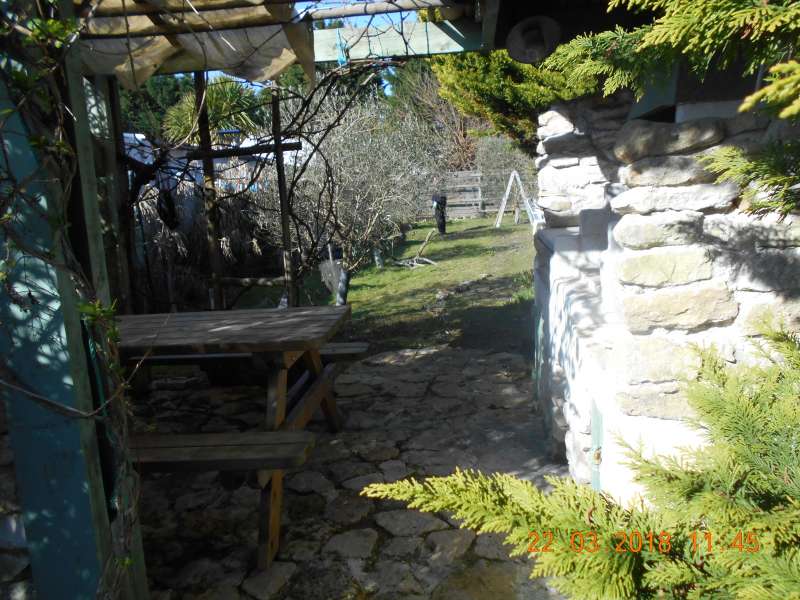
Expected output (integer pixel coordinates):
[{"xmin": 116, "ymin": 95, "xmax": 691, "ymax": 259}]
[{"xmin": 527, "ymin": 530, "xmax": 761, "ymax": 554}]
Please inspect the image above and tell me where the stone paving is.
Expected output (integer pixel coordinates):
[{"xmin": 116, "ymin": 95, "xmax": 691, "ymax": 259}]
[{"xmin": 136, "ymin": 345, "xmax": 568, "ymax": 600}]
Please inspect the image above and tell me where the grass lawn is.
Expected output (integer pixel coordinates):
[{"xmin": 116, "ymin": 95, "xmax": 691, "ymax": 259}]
[
  {"xmin": 347, "ymin": 217, "xmax": 536, "ymax": 355},
  {"xmin": 238, "ymin": 216, "xmax": 537, "ymax": 355}
]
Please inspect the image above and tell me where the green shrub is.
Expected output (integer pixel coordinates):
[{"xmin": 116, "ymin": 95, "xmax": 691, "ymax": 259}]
[{"xmin": 430, "ymin": 51, "xmax": 593, "ymax": 146}]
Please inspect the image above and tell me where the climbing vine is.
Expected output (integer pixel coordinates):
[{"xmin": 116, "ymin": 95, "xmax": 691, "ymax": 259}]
[
  {"xmin": 0, "ymin": 3, "xmax": 143, "ymax": 597},
  {"xmin": 0, "ymin": 3, "xmax": 447, "ymax": 594}
]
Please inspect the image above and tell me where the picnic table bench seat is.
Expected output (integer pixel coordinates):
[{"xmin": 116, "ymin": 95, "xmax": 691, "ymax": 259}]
[
  {"xmin": 125, "ymin": 342, "xmax": 369, "ymax": 398},
  {"xmin": 130, "ymin": 431, "xmax": 315, "ymax": 471},
  {"xmin": 131, "ymin": 431, "xmax": 315, "ymax": 570},
  {"xmin": 124, "ymin": 342, "xmax": 370, "ymax": 367},
  {"xmin": 320, "ymin": 341, "xmax": 370, "ymax": 362}
]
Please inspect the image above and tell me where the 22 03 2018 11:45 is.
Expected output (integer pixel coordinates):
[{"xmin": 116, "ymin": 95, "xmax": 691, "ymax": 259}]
[{"xmin": 527, "ymin": 530, "xmax": 761, "ymax": 554}]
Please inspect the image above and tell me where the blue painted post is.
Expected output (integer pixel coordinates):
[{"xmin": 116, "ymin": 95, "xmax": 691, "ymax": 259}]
[{"xmin": 0, "ymin": 82, "xmax": 131, "ymax": 598}]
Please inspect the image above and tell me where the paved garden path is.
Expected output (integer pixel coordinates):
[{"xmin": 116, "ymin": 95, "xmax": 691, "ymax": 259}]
[{"xmin": 139, "ymin": 345, "xmax": 567, "ymax": 600}]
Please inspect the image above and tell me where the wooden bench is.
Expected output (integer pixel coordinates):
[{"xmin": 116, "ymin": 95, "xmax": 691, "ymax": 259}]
[
  {"xmin": 125, "ymin": 342, "xmax": 369, "ymax": 369},
  {"xmin": 320, "ymin": 342, "xmax": 370, "ymax": 362},
  {"xmin": 131, "ymin": 431, "xmax": 315, "ymax": 570},
  {"xmin": 126, "ymin": 342, "xmax": 368, "ymax": 396}
]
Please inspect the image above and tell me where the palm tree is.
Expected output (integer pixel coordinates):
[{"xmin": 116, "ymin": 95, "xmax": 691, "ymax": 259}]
[{"xmin": 163, "ymin": 75, "xmax": 266, "ymax": 144}]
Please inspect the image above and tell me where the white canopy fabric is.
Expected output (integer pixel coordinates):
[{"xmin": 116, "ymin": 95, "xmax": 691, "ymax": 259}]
[{"xmin": 78, "ymin": 2, "xmax": 314, "ymax": 89}]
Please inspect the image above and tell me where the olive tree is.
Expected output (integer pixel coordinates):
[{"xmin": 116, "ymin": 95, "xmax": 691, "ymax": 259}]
[
  {"xmin": 133, "ymin": 64, "xmax": 460, "ymax": 307},
  {"xmin": 315, "ymin": 91, "xmax": 445, "ymax": 302},
  {"xmin": 250, "ymin": 84, "xmax": 454, "ymax": 304}
]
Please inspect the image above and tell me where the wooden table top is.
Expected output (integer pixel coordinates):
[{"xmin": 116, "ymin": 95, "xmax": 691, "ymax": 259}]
[{"xmin": 117, "ymin": 306, "xmax": 351, "ymax": 356}]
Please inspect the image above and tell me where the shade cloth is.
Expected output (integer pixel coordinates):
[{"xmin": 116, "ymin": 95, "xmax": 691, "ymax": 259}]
[{"xmin": 78, "ymin": 1, "xmax": 314, "ymax": 88}]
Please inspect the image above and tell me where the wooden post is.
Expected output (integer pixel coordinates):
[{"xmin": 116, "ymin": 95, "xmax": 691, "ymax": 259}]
[
  {"xmin": 271, "ymin": 87, "xmax": 298, "ymax": 307},
  {"xmin": 477, "ymin": 171, "xmax": 485, "ymax": 214},
  {"xmin": 64, "ymin": 52, "xmax": 111, "ymax": 306},
  {"xmin": 1, "ymin": 63, "xmax": 150, "ymax": 600},
  {"xmin": 107, "ymin": 77, "xmax": 139, "ymax": 313},
  {"xmin": 64, "ymin": 43, "xmax": 149, "ymax": 599},
  {"xmin": 194, "ymin": 71, "xmax": 225, "ymax": 310},
  {"xmin": 84, "ymin": 76, "xmax": 150, "ymax": 600},
  {"xmin": 94, "ymin": 76, "xmax": 134, "ymax": 314}
]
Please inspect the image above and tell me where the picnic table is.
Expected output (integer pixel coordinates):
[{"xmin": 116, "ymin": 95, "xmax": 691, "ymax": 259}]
[
  {"xmin": 118, "ymin": 305, "xmax": 351, "ymax": 568},
  {"xmin": 118, "ymin": 305, "xmax": 352, "ymax": 431}
]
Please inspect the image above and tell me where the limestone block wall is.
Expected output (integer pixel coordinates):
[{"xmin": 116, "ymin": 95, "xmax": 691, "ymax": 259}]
[
  {"xmin": 535, "ymin": 92, "xmax": 632, "ymax": 227},
  {"xmin": 534, "ymin": 99, "xmax": 800, "ymax": 503},
  {"xmin": 534, "ymin": 227, "xmax": 608, "ymax": 484}
]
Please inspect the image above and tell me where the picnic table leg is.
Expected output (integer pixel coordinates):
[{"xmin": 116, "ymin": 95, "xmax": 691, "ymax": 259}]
[
  {"xmin": 257, "ymin": 366, "xmax": 288, "ymax": 570},
  {"xmin": 265, "ymin": 368, "xmax": 288, "ymax": 430},
  {"xmin": 303, "ymin": 350, "xmax": 343, "ymax": 432},
  {"xmin": 130, "ymin": 362, "xmax": 151, "ymax": 396},
  {"xmin": 257, "ymin": 469, "xmax": 283, "ymax": 569}
]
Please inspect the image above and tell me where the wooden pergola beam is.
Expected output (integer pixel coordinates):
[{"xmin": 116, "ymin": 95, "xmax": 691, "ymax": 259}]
[
  {"xmin": 185, "ymin": 141, "xmax": 302, "ymax": 161},
  {"xmin": 81, "ymin": 0, "xmax": 456, "ymax": 19},
  {"xmin": 79, "ymin": 0, "xmax": 459, "ymax": 39},
  {"xmin": 79, "ymin": 0, "xmax": 267, "ymax": 17},
  {"xmin": 313, "ymin": 19, "xmax": 483, "ymax": 62},
  {"xmin": 81, "ymin": 11, "xmax": 283, "ymax": 39}
]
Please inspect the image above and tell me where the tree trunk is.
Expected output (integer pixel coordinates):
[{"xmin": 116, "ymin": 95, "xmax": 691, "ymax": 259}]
[
  {"xmin": 272, "ymin": 87, "xmax": 298, "ymax": 307},
  {"xmin": 194, "ymin": 71, "xmax": 225, "ymax": 310},
  {"xmin": 335, "ymin": 268, "xmax": 351, "ymax": 306}
]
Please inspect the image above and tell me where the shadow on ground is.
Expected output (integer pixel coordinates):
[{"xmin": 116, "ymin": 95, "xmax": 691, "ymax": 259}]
[
  {"xmin": 134, "ymin": 219, "xmax": 556, "ymax": 599},
  {"xmin": 348, "ymin": 273, "xmax": 534, "ymax": 356},
  {"xmin": 135, "ymin": 345, "xmax": 566, "ymax": 600}
]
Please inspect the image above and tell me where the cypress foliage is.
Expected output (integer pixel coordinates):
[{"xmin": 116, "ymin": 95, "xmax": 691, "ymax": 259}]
[
  {"xmin": 432, "ymin": 0, "xmax": 800, "ymax": 211},
  {"xmin": 544, "ymin": 0, "xmax": 800, "ymax": 112},
  {"xmin": 430, "ymin": 51, "xmax": 593, "ymax": 146},
  {"xmin": 363, "ymin": 329, "xmax": 800, "ymax": 599},
  {"xmin": 542, "ymin": 26, "xmax": 671, "ymax": 99},
  {"xmin": 541, "ymin": 0, "xmax": 800, "ymax": 212},
  {"xmin": 698, "ymin": 142, "xmax": 800, "ymax": 216},
  {"xmin": 742, "ymin": 61, "xmax": 800, "ymax": 120}
]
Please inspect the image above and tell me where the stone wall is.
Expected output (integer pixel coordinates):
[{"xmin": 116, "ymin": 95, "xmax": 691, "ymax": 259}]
[
  {"xmin": 535, "ymin": 92, "xmax": 632, "ymax": 228},
  {"xmin": 534, "ymin": 97, "xmax": 800, "ymax": 503}
]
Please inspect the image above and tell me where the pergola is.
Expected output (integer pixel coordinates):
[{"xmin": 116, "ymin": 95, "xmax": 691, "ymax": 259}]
[
  {"xmin": 0, "ymin": 2, "xmax": 506, "ymax": 598},
  {"xmin": 74, "ymin": 0, "xmax": 492, "ymax": 312}
]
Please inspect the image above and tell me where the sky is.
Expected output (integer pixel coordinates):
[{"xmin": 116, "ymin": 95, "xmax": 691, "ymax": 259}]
[
  {"xmin": 294, "ymin": 1, "xmax": 422, "ymax": 94},
  {"xmin": 205, "ymin": 2, "xmax": 419, "ymax": 90},
  {"xmin": 295, "ymin": 1, "xmax": 419, "ymax": 27}
]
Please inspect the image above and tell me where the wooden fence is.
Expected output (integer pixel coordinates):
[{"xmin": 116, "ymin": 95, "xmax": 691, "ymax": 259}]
[
  {"xmin": 442, "ymin": 170, "xmax": 484, "ymax": 218},
  {"xmin": 437, "ymin": 169, "xmax": 537, "ymax": 219}
]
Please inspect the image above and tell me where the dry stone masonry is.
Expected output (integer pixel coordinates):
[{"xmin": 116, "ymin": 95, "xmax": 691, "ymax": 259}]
[{"xmin": 534, "ymin": 95, "xmax": 800, "ymax": 502}]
